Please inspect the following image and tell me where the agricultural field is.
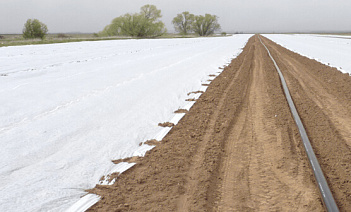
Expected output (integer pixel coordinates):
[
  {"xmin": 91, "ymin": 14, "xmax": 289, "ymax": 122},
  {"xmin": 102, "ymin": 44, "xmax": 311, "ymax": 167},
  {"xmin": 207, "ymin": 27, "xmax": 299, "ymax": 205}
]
[
  {"xmin": 0, "ymin": 33, "xmax": 208, "ymax": 48},
  {"xmin": 264, "ymin": 34, "xmax": 351, "ymax": 75},
  {"xmin": 0, "ymin": 34, "xmax": 102, "ymax": 47},
  {"xmin": 0, "ymin": 34, "xmax": 251, "ymax": 211},
  {"xmin": 1, "ymin": 34, "xmax": 350, "ymax": 211},
  {"xmin": 84, "ymin": 34, "xmax": 351, "ymax": 211}
]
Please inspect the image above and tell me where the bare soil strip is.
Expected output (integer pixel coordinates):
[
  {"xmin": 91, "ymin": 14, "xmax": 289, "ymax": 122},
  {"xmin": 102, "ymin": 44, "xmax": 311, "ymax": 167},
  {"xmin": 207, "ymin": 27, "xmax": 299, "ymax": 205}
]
[
  {"xmin": 87, "ymin": 35, "xmax": 351, "ymax": 211},
  {"xmin": 260, "ymin": 36, "xmax": 351, "ymax": 211}
]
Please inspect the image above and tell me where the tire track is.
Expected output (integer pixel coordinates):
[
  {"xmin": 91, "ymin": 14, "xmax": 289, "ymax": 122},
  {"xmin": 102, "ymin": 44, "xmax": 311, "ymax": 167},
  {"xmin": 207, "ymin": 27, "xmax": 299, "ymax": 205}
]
[
  {"xmin": 214, "ymin": 36, "xmax": 322, "ymax": 211},
  {"xmin": 177, "ymin": 41, "xmax": 255, "ymax": 212}
]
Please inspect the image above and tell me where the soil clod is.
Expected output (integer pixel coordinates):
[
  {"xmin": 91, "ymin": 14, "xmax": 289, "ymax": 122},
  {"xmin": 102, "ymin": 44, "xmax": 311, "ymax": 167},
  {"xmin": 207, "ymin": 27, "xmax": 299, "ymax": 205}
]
[
  {"xmin": 174, "ymin": 109, "xmax": 189, "ymax": 114},
  {"xmin": 185, "ymin": 98, "xmax": 196, "ymax": 102},
  {"xmin": 158, "ymin": 122, "xmax": 175, "ymax": 127},
  {"xmin": 112, "ymin": 156, "xmax": 141, "ymax": 164},
  {"xmin": 187, "ymin": 91, "xmax": 204, "ymax": 96}
]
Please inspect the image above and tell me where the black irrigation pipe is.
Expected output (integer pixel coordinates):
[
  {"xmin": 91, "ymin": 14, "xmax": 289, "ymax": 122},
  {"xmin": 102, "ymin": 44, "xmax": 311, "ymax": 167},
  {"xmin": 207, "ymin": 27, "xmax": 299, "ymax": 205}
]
[{"xmin": 258, "ymin": 35, "xmax": 339, "ymax": 212}]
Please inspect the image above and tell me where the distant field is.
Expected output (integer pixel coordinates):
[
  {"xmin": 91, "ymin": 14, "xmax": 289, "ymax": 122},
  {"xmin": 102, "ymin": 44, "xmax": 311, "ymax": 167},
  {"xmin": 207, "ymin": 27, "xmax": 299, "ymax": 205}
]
[
  {"xmin": 0, "ymin": 33, "xmax": 213, "ymax": 47},
  {"xmin": 0, "ymin": 33, "xmax": 130, "ymax": 47},
  {"xmin": 319, "ymin": 33, "xmax": 351, "ymax": 36}
]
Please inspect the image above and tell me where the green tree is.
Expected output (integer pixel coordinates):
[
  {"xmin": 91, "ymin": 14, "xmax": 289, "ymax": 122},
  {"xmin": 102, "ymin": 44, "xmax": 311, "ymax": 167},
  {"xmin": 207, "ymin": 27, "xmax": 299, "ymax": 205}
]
[
  {"xmin": 22, "ymin": 19, "xmax": 48, "ymax": 40},
  {"xmin": 192, "ymin": 14, "xmax": 221, "ymax": 36},
  {"xmin": 140, "ymin": 4, "xmax": 161, "ymax": 21},
  {"xmin": 172, "ymin": 11, "xmax": 195, "ymax": 35},
  {"xmin": 99, "ymin": 5, "xmax": 166, "ymax": 38}
]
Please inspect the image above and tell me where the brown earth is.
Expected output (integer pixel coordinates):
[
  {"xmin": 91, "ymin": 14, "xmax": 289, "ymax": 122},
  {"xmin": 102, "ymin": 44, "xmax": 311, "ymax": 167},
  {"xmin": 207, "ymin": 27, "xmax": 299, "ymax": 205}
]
[
  {"xmin": 87, "ymin": 35, "xmax": 351, "ymax": 211},
  {"xmin": 158, "ymin": 122, "xmax": 175, "ymax": 128},
  {"xmin": 187, "ymin": 91, "xmax": 205, "ymax": 96},
  {"xmin": 185, "ymin": 98, "xmax": 196, "ymax": 102},
  {"xmin": 174, "ymin": 109, "xmax": 189, "ymax": 114}
]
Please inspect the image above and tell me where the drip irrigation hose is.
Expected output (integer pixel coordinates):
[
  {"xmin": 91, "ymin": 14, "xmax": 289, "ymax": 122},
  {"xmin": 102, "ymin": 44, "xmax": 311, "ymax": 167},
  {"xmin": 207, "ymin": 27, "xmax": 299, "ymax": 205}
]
[{"xmin": 258, "ymin": 35, "xmax": 339, "ymax": 212}]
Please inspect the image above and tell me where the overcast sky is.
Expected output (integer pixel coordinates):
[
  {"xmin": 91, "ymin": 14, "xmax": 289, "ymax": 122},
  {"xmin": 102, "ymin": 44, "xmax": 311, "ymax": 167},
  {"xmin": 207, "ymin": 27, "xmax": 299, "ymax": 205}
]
[{"xmin": 1, "ymin": 0, "xmax": 350, "ymax": 34}]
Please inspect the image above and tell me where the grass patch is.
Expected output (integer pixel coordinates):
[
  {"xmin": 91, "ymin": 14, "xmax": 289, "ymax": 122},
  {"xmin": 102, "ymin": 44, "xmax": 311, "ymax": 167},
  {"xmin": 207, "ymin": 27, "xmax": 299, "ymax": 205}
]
[
  {"xmin": 0, "ymin": 33, "xmax": 132, "ymax": 47},
  {"xmin": 0, "ymin": 33, "xmax": 231, "ymax": 48}
]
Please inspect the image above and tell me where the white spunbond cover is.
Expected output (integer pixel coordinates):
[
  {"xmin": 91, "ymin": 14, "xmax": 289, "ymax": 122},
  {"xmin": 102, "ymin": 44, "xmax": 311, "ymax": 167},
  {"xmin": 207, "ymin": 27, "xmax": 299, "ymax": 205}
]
[
  {"xmin": 65, "ymin": 194, "xmax": 100, "ymax": 212},
  {"xmin": 0, "ymin": 35, "xmax": 252, "ymax": 211},
  {"xmin": 263, "ymin": 34, "xmax": 351, "ymax": 75}
]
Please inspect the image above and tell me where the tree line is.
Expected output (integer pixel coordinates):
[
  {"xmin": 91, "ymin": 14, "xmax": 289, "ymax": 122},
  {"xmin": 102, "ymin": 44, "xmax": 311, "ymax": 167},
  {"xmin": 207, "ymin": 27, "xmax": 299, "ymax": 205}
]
[
  {"xmin": 22, "ymin": 4, "xmax": 222, "ymax": 40},
  {"xmin": 99, "ymin": 5, "xmax": 166, "ymax": 37},
  {"xmin": 172, "ymin": 12, "xmax": 220, "ymax": 36},
  {"xmin": 99, "ymin": 5, "xmax": 221, "ymax": 37}
]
